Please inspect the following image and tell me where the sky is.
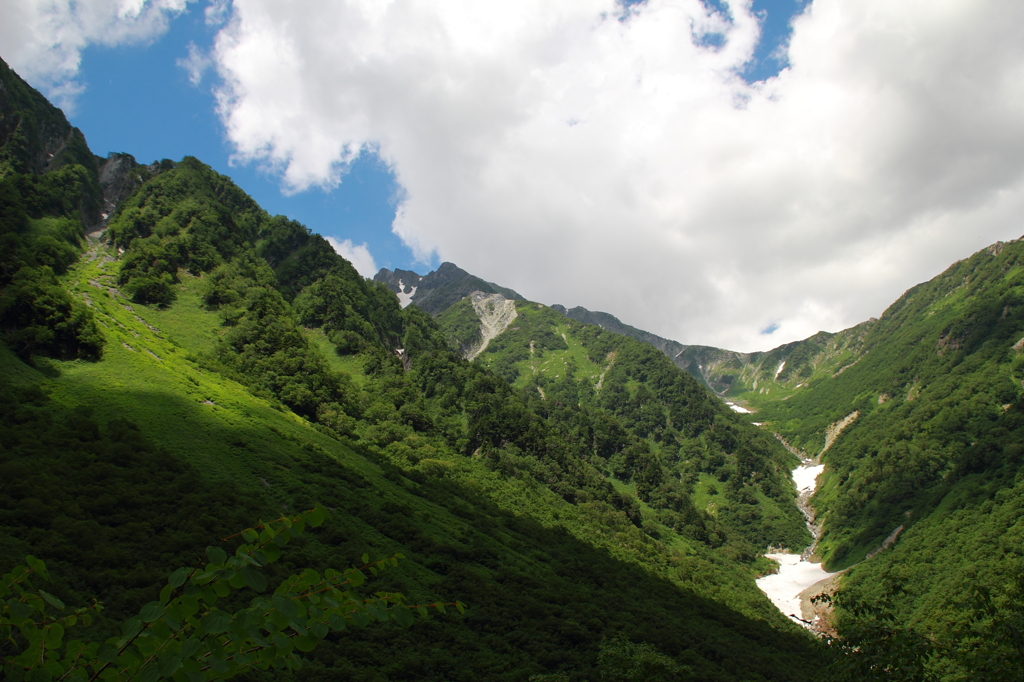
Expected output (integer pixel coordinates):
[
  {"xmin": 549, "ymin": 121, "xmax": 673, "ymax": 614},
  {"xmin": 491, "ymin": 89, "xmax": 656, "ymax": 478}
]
[{"xmin": 3, "ymin": 0, "xmax": 1023, "ymax": 352}]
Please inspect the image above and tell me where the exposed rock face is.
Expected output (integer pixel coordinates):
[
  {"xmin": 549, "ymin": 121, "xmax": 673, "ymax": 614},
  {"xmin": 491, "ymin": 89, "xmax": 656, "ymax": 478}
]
[
  {"xmin": 93, "ymin": 153, "xmax": 169, "ymax": 232},
  {"xmin": 374, "ymin": 262, "xmax": 522, "ymax": 315},
  {"xmin": 465, "ymin": 292, "xmax": 518, "ymax": 361}
]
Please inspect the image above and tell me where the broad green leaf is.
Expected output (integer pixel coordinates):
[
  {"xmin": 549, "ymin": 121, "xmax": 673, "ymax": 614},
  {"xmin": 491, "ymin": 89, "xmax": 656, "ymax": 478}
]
[
  {"xmin": 206, "ymin": 547, "xmax": 227, "ymax": 565},
  {"xmin": 294, "ymin": 635, "xmax": 317, "ymax": 652},
  {"xmin": 200, "ymin": 610, "xmax": 232, "ymax": 635},
  {"xmin": 272, "ymin": 595, "xmax": 298, "ymax": 619},
  {"xmin": 210, "ymin": 657, "xmax": 231, "ymax": 674},
  {"xmin": 180, "ymin": 637, "xmax": 201, "ymax": 659},
  {"xmin": 44, "ymin": 623, "xmax": 64, "ymax": 648},
  {"xmin": 273, "ymin": 528, "xmax": 291, "ymax": 547},
  {"xmin": 38, "ymin": 590, "xmax": 64, "ymax": 610},
  {"xmin": 241, "ymin": 529, "xmax": 259, "ymax": 543},
  {"xmin": 307, "ymin": 504, "xmax": 326, "ymax": 527},
  {"xmin": 310, "ymin": 621, "xmax": 328, "ymax": 639},
  {"xmin": 159, "ymin": 584, "xmax": 173, "ymax": 604},
  {"xmin": 136, "ymin": 663, "xmax": 160, "ymax": 682},
  {"xmin": 168, "ymin": 567, "xmax": 190, "ymax": 589},
  {"xmin": 361, "ymin": 553, "xmax": 369, "ymax": 564},
  {"xmin": 241, "ymin": 567, "xmax": 267, "ymax": 592},
  {"xmin": 97, "ymin": 643, "xmax": 119, "ymax": 664},
  {"xmin": 157, "ymin": 653, "xmax": 183, "ymax": 678},
  {"xmin": 121, "ymin": 616, "xmax": 143, "ymax": 639},
  {"xmin": 392, "ymin": 607, "xmax": 414, "ymax": 628},
  {"xmin": 140, "ymin": 602, "xmax": 164, "ymax": 623},
  {"xmin": 327, "ymin": 614, "xmax": 347, "ymax": 631},
  {"xmin": 43, "ymin": 658, "xmax": 65, "ymax": 678}
]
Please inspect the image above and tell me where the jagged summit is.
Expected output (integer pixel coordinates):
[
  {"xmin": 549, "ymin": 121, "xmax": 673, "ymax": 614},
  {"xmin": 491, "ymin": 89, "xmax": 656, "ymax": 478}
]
[{"xmin": 373, "ymin": 261, "xmax": 522, "ymax": 315}]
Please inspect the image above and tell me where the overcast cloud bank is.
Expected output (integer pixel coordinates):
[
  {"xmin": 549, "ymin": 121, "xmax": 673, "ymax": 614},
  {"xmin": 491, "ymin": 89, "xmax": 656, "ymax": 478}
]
[{"xmin": 7, "ymin": 0, "xmax": 1024, "ymax": 351}]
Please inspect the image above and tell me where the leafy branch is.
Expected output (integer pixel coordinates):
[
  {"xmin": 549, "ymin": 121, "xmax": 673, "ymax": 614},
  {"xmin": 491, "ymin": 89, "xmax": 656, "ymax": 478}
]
[{"xmin": 1, "ymin": 505, "xmax": 464, "ymax": 681}]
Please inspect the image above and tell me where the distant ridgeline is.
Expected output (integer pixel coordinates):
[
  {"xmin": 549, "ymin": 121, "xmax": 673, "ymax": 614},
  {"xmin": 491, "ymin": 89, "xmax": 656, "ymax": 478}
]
[{"xmin": 0, "ymin": 56, "xmax": 834, "ymax": 680}]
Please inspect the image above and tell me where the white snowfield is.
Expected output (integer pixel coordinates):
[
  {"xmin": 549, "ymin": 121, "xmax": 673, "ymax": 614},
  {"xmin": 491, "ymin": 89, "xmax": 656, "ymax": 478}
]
[
  {"xmin": 756, "ymin": 462, "xmax": 835, "ymax": 626},
  {"xmin": 757, "ymin": 553, "xmax": 832, "ymax": 623},
  {"xmin": 792, "ymin": 464, "xmax": 824, "ymax": 493},
  {"xmin": 395, "ymin": 279, "xmax": 417, "ymax": 308},
  {"xmin": 727, "ymin": 402, "xmax": 752, "ymax": 414}
]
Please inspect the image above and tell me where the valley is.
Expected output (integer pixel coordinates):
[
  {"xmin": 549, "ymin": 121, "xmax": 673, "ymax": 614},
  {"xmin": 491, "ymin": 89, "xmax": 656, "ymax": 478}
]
[{"xmin": 3, "ymin": 53, "xmax": 1023, "ymax": 681}]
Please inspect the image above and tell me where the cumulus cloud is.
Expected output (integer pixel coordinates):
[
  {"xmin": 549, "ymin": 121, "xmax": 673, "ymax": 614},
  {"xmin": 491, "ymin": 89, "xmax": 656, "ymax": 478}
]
[
  {"xmin": 14, "ymin": 0, "xmax": 1024, "ymax": 351},
  {"xmin": 206, "ymin": 0, "xmax": 1024, "ymax": 350},
  {"xmin": 326, "ymin": 237, "xmax": 377, "ymax": 278},
  {"xmin": 0, "ymin": 0, "xmax": 195, "ymax": 110}
]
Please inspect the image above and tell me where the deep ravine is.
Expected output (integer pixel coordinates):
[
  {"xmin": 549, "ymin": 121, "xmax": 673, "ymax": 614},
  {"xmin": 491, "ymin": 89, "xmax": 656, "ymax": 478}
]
[{"xmin": 755, "ymin": 460, "xmax": 837, "ymax": 627}]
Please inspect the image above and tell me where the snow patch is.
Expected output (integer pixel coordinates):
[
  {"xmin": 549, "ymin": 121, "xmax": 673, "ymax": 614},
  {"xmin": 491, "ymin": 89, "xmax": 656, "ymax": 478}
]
[
  {"xmin": 757, "ymin": 554, "xmax": 834, "ymax": 625},
  {"xmin": 395, "ymin": 279, "xmax": 417, "ymax": 308},
  {"xmin": 727, "ymin": 402, "xmax": 752, "ymax": 414},
  {"xmin": 774, "ymin": 361, "xmax": 786, "ymax": 379},
  {"xmin": 756, "ymin": 460, "xmax": 836, "ymax": 627},
  {"xmin": 792, "ymin": 464, "xmax": 824, "ymax": 493}
]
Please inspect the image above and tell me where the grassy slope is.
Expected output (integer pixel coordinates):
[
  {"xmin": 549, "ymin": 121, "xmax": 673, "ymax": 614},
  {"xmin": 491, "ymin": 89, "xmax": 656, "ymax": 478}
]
[{"xmin": 1, "ymin": 240, "xmax": 826, "ymax": 680}]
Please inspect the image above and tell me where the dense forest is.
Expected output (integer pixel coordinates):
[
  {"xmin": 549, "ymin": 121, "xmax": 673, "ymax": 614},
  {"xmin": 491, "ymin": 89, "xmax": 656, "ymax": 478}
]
[{"xmin": 3, "ymin": 51, "xmax": 1023, "ymax": 681}]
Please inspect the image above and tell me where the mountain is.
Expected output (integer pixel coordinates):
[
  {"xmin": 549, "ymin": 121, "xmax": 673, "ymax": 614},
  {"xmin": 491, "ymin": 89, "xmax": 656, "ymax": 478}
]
[
  {"xmin": 436, "ymin": 295, "xmax": 811, "ymax": 555},
  {"xmin": 381, "ymin": 234, "xmax": 1024, "ymax": 678},
  {"xmin": 374, "ymin": 262, "xmax": 523, "ymax": 315},
  {"xmin": 6, "ymin": 52, "xmax": 1023, "ymax": 681},
  {"xmin": 0, "ymin": 58, "xmax": 830, "ymax": 681},
  {"xmin": 701, "ymin": 239, "xmax": 1024, "ymax": 677}
]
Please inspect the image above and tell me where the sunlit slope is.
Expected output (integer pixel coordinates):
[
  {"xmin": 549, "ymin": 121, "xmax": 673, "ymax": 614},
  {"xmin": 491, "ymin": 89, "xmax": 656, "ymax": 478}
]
[
  {"xmin": 747, "ymin": 240, "xmax": 1024, "ymax": 570},
  {"xmin": 0, "ymin": 241, "xmax": 826, "ymax": 680},
  {"xmin": 437, "ymin": 296, "xmax": 812, "ymax": 556}
]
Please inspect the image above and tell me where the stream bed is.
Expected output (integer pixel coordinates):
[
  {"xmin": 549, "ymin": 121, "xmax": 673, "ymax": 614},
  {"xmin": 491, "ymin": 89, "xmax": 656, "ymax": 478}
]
[{"xmin": 756, "ymin": 462, "xmax": 837, "ymax": 626}]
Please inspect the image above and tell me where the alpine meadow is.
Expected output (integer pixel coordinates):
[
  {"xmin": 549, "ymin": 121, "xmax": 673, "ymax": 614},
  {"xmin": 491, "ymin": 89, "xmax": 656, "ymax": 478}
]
[{"xmin": 2, "ymin": 51, "xmax": 1023, "ymax": 682}]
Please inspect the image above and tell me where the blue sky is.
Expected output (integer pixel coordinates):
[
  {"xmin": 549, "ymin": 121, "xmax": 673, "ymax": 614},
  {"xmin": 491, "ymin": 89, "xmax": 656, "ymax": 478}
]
[
  {"xmin": 63, "ymin": 0, "xmax": 805, "ymax": 277},
  {"xmin": 68, "ymin": 9, "xmax": 416, "ymax": 275},
  {"xmin": 6, "ymin": 0, "xmax": 1022, "ymax": 352}
]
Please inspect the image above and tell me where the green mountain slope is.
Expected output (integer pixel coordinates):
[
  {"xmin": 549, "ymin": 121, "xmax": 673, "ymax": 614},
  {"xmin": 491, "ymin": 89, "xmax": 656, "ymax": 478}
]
[
  {"xmin": 735, "ymin": 240, "xmax": 1024, "ymax": 679},
  {"xmin": 436, "ymin": 296, "xmax": 811, "ymax": 557},
  {"xmin": 0, "ymin": 59, "xmax": 828, "ymax": 680}
]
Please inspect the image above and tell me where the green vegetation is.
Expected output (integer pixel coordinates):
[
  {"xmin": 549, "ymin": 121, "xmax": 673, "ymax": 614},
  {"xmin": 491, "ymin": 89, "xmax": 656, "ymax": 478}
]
[
  {"xmin": 438, "ymin": 298, "xmax": 811, "ymax": 558},
  {"xmin": 16, "ymin": 49, "xmax": 1024, "ymax": 680},
  {"xmin": 0, "ymin": 61, "xmax": 828, "ymax": 681},
  {"xmin": 686, "ymin": 240, "xmax": 1024, "ymax": 679},
  {"xmin": 2, "ymin": 508, "xmax": 461, "ymax": 682}
]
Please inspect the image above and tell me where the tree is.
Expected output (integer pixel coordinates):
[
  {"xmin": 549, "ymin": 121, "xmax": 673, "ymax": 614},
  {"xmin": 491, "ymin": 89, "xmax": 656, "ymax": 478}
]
[{"xmin": 1, "ymin": 506, "xmax": 463, "ymax": 681}]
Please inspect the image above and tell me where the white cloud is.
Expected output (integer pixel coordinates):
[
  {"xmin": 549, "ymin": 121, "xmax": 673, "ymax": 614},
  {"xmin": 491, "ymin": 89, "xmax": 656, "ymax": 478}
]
[
  {"xmin": 326, "ymin": 237, "xmax": 377, "ymax": 278},
  {"xmin": 177, "ymin": 41, "xmax": 212, "ymax": 85},
  {"xmin": 204, "ymin": 0, "xmax": 230, "ymax": 26},
  {"xmin": 14, "ymin": 0, "xmax": 1024, "ymax": 352},
  {"xmin": 0, "ymin": 0, "xmax": 195, "ymax": 110}
]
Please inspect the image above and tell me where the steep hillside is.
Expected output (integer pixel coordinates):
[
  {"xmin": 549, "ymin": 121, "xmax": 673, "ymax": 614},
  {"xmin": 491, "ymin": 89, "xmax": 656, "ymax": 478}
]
[
  {"xmin": 750, "ymin": 240, "xmax": 1024, "ymax": 679},
  {"xmin": 0, "ymin": 60, "xmax": 829, "ymax": 681},
  {"xmin": 437, "ymin": 296, "xmax": 811, "ymax": 556}
]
